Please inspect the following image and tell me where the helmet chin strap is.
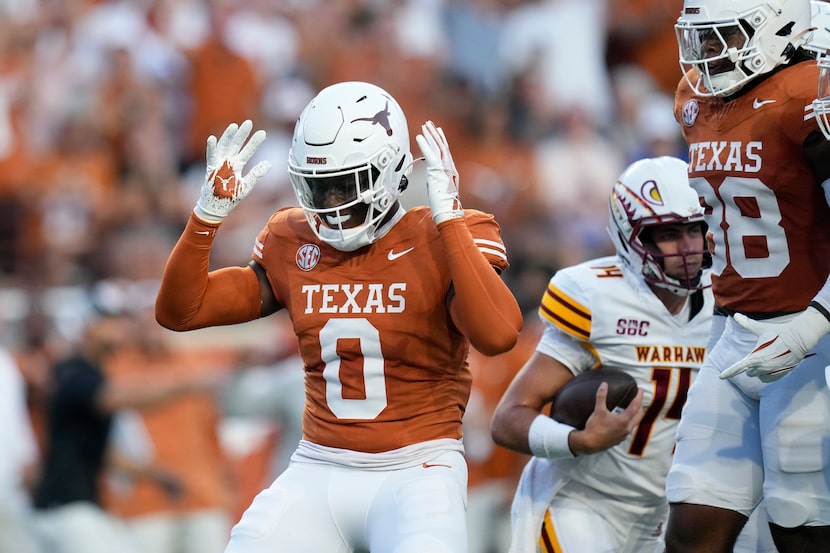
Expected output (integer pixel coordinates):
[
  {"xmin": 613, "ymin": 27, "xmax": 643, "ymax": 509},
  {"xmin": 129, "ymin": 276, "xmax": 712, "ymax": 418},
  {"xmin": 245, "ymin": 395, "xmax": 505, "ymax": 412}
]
[
  {"xmin": 660, "ymin": 266, "xmax": 704, "ymax": 295},
  {"xmin": 642, "ymin": 250, "xmax": 703, "ymax": 297},
  {"xmin": 316, "ymin": 201, "xmax": 406, "ymax": 252},
  {"xmin": 647, "ymin": 272, "xmax": 698, "ymax": 298},
  {"xmin": 374, "ymin": 202, "xmax": 405, "ymax": 234}
]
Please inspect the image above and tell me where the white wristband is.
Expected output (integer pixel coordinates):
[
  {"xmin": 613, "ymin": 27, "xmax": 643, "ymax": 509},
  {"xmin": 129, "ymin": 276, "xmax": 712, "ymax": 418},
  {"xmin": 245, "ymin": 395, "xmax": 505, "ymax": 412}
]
[
  {"xmin": 528, "ymin": 414, "xmax": 576, "ymax": 459},
  {"xmin": 193, "ymin": 204, "xmax": 225, "ymax": 224},
  {"xmin": 434, "ymin": 210, "xmax": 464, "ymax": 225}
]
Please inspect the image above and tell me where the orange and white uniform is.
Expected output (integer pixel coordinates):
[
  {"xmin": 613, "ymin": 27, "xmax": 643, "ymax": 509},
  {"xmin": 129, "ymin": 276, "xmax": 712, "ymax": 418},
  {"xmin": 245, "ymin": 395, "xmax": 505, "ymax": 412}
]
[
  {"xmin": 156, "ymin": 205, "xmax": 521, "ymax": 553},
  {"xmin": 667, "ymin": 61, "xmax": 830, "ymax": 530},
  {"xmin": 253, "ymin": 207, "xmax": 507, "ymax": 453},
  {"xmin": 676, "ymin": 62, "xmax": 830, "ymax": 315}
]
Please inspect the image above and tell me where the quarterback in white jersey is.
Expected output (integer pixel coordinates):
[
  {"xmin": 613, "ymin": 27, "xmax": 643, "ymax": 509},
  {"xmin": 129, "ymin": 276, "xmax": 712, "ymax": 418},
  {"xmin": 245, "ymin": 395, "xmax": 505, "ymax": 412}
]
[{"xmin": 491, "ymin": 157, "xmax": 712, "ymax": 553}]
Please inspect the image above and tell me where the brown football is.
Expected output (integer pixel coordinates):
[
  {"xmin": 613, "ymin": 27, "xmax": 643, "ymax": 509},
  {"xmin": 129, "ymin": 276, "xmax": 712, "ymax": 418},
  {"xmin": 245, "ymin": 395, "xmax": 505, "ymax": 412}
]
[{"xmin": 549, "ymin": 368, "xmax": 638, "ymax": 429}]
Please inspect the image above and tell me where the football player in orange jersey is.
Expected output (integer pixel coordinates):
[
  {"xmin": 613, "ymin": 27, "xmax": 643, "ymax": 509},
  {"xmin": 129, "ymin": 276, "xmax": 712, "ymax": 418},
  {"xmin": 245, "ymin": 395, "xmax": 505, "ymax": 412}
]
[
  {"xmin": 155, "ymin": 81, "xmax": 522, "ymax": 553},
  {"xmin": 665, "ymin": 1, "xmax": 830, "ymax": 552}
]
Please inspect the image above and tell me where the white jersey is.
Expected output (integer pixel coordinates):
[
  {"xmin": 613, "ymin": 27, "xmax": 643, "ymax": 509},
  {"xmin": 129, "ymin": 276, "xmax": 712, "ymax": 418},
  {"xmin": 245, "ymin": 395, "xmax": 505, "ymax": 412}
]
[{"xmin": 535, "ymin": 256, "xmax": 713, "ymax": 502}]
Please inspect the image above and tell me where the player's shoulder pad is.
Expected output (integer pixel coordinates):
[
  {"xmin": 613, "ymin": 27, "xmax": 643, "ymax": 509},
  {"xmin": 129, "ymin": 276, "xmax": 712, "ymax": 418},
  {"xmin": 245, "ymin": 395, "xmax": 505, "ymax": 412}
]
[
  {"xmin": 550, "ymin": 256, "xmax": 620, "ymax": 306},
  {"xmin": 539, "ymin": 257, "xmax": 624, "ymax": 339},
  {"xmin": 266, "ymin": 206, "xmax": 303, "ymax": 226},
  {"xmin": 461, "ymin": 208, "xmax": 508, "ymax": 271},
  {"xmin": 780, "ymin": 60, "xmax": 821, "ymax": 102},
  {"xmin": 260, "ymin": 206, "xmax": 306, "ymax": 236},
  {"xmin": 674, "ymin": 71, "xmax": 696, "ymax": 104},
  {"xmin": 252, "ymin": 207, "xmax": 307, "ymax": 252},
  {"xmin": 461, "ymin": 208, "xmax": 498, "ymax": 228},
  {"xmin": 771, "ymin": 61, "xmax": 823, "ymax": 140},
  {"xmin": 539, "ymin": 268, "xmax": 593, "ymax": 341}
]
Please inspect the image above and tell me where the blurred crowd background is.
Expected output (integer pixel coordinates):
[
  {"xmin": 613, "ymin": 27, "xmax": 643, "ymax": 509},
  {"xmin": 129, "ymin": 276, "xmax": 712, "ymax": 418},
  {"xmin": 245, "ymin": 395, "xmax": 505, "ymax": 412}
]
[{"xmin": 0, "ymin": 0, "xmax": 686, "ymax": 552}]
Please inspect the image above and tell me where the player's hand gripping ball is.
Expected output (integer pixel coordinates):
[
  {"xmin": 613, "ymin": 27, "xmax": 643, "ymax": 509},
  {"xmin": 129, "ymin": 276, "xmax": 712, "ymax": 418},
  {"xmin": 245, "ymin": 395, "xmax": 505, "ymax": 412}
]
[{"xmin": 550, "ymin": 368, "xmax": 638, "ymax": 429}]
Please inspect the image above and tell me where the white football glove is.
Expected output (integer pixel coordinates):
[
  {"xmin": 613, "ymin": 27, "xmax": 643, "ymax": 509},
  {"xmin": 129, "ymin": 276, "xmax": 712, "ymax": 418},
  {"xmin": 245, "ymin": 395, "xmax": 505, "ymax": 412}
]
[
  {"xmin": 415, "ymin": 120, "xmax": 463, "ymax": 224},
  {"xmin": 194, "ymin": 120, "xmax": 271, "ymax": 224},
  {"xmin": 720, "ymin": 306, "xmax": 830, "ymax": 382}
]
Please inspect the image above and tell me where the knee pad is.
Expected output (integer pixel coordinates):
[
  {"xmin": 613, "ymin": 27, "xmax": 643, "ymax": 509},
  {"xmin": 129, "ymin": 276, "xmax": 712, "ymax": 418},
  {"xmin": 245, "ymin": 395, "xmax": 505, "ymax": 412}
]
[
  {"xmin": 764, "ymin": 495, "xmax": 809, "ymax": 528},
  {"xmin": 665, "ymin": 466, "xmax": 696, "ymax": 505}
]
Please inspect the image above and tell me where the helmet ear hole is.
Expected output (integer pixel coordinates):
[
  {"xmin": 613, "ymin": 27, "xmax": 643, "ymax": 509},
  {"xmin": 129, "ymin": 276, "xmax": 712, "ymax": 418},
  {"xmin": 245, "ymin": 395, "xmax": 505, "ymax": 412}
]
[
  {"xmin": 393, "ymin": 154, "xmax": 408, "ymax": 192},
  {"xmin": 617, "ymin": 231, "xmax": 630, "ymax": 253},
  {"xmin": 377, "ymin": 151, "xmax": 391, "ymax": 167}
]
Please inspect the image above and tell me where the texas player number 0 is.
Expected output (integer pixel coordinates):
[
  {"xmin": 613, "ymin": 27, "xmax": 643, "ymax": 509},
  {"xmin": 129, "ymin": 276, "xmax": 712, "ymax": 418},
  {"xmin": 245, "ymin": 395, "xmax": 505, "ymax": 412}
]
[{"xmin": 320, "ymin": 318, "xmax": 388, "ymax": 419}]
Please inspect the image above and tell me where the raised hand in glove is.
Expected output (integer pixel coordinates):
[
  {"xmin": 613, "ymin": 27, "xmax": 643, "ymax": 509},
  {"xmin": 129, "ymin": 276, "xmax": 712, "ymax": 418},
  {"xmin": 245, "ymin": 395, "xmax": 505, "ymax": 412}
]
[
  {"xmin": 720, "ymin": 306, "xmax": 830, "ymax": 382},
  {"xmin": 194, "ymin": 120, "xmax": 271, "ymax": 224},
  {"xmin": 415, "ymin": 120, "xmax": 463, "ymax": 224}
]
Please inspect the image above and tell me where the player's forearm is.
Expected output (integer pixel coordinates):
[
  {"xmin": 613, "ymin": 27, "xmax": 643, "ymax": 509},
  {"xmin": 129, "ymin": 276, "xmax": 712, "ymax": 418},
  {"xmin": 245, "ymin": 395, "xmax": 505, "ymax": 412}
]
[
  {"xmin": 490, "ymin": 403, "xmax": 538, "ymax": 456},
  {"xmin": 156, "ymin": 214, "xmax": 215, "ymax": 329},
  {"xmin": 440, "ymin": 219, "xmax": 522, "ymax": 355},
  {"xmin": 155, "ymin": 214, "xmax": 261, "ymax": 330}
]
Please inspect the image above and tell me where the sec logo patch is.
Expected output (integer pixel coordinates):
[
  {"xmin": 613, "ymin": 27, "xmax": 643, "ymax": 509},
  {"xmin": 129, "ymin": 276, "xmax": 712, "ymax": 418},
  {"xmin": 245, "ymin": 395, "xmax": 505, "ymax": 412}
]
[
  {"xmin": 296, "ymin": 244, "xmax": 320, "ymax": 271},
  {"xmin": 682, "ymin": 99, "xmax": 699, "ymax": 127}
]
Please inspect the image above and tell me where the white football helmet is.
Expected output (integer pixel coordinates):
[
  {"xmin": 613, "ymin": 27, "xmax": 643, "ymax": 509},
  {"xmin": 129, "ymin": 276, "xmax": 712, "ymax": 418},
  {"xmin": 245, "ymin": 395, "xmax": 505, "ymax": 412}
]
[
  {"xmin": 808, "ymin": 0, "xmax": 830, "ymax": 139},
  {"xmin": 608, "ymin": 156, "xmax": 710, "ymax": 296},
  {"xmin": 676, "ymin": 0, "xmax": 812, "ymax": 97},
  {"xmin": 288, "ymin": 81, "xmax": 413, "ymax": 252}
]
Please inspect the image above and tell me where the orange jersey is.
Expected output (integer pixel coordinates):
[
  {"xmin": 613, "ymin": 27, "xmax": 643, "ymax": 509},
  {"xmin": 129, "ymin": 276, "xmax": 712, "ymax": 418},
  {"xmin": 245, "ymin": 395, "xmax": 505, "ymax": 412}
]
[
  {"xmin": 252, "ymin": 206, "xmax": 510, "ymax": 453},
  {"xmin": 675, "ymin": 61, "xmax": 830, "ymax": 314}
]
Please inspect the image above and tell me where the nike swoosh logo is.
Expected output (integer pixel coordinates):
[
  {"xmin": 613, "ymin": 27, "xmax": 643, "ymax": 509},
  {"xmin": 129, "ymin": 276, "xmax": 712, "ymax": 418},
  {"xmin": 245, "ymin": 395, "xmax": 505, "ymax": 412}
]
[
  {"xmin": 387, "ymin": 247, "xmax": 414, "ymax": 261},
  {"xmin": 194, "ymin": 230, "xmax": 212, "ymax": 236},
  {"xmin": 753, "ymin": 98, "xmax": 776, "ymax": 109},
  {"xmin": 422, "ymin": 462, "xmax": 452, "ymax": 469}
]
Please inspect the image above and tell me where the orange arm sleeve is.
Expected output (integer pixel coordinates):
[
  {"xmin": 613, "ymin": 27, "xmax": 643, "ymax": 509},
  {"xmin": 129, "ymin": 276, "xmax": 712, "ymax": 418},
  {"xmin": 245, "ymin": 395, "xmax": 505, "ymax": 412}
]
[
  {"xmin": 439, "ymin": 218, "xmax": 522, "ymax": 356},
  {"xmin": 155, "ymin": 214, "xmax": 263, "ymax": 331}
]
